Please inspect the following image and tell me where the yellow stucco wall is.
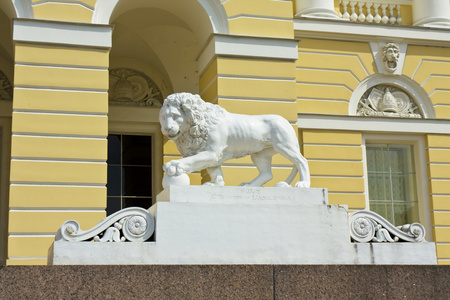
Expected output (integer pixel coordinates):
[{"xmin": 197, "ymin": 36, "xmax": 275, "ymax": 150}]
[
  {"xmin": 7, "ymin": 42, "xmax": 109, "ymax": 265},
  {"xmin": 427, "ymin": 134, "xmax": 450, "ymax": 265}
]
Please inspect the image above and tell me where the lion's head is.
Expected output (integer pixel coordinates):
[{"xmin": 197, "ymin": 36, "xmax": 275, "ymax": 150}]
[
  {"xmin": 382, "ymin": 43, "xmax": 400, "ymax": 72},
  {"xmin": 159, "ymin": 93, "xmax": 226, "ymax": 157}
]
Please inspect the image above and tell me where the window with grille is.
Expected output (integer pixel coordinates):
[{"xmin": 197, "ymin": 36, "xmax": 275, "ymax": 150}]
[
  {"xmin": 106, "ymin": 134, "xmax": 152, "ymax": 216},
  {"xmin": 366, "ymin": 144, "xmax": 419, "ymax": 225}
]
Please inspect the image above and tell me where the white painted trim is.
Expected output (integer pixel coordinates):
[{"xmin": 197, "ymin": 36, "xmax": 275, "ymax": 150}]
[
  {"xmin": 11, "ymin": 157, "xmax": 105, "ymax": 163},
  {"xmin": 362, "ymin": 134, "xmax": 432, "ymax": 241},
  {"xmin": 91, "ymin": 0, "xmax": 118, "ymax": 24},
  {"xmin": 92, "ymin": 0, "xmax": 229, "ymax": 34},
  {"xmin": 14, "ymin": 86, "xmax": 108, "ymax": 93},
  {"xmin": 198, "ymin": 34, "xmax": 298, "ymax": 74},
  {"xmin": 348, "ymin": 74, "xmax": 436, "ymax": 118},
  {"xmin": 32, "ymin": 1, "xmax": 95, "ymax": 11},
  {"xmin": 13, "ymin": 19, "xmax": 113, "ymax": 48},
  {"xmin": 197, "ymin": 0, "xmax": 229, "ymax": 34},
  {"xmin": 12, "ymin": 0, "xmax": 33, "ymax": 18},
  {"xmin": 294, "ymin": 18, "xmax": 450, "ymax": 47},
  {"xmin": 10, "ymin": 182, "xmax": 105, "ymax": 187},
  {"xmin": 297, "ymin": 114, "xmax": 450, "ymax": 134}
]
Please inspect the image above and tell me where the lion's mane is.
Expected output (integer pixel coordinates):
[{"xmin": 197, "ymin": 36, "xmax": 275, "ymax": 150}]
[{"xmin": 162, "ymin": 93, "xmax": 226, "ymax": 157}]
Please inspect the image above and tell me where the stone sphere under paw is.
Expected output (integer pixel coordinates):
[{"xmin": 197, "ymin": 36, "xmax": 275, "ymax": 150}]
[{"xmin": 162, "ymin": 173, "xmax": 190, "ymax": 189}]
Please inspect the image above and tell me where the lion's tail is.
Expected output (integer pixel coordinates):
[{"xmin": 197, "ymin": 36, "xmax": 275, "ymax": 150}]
[{"xmin": 285, "ymin": 167, "xmax": 298, "ymax": 185}]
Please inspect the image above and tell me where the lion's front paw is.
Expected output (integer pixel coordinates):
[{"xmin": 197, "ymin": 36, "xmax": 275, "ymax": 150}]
[
  {"xmin": 294, "ymin": 181, "xmax": 310, "ymax": 188},
  {"xmin": 163, "ymin": 160, "xmax": 186, "ymax": 176}
]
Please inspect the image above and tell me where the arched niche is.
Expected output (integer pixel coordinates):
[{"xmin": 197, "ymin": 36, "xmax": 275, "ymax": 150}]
[
  {"xmin": 93, "ymin": 0, "xmax": 229, "ymax": 34},
  {"xmin": 348, "ymin": 74, "xmax": 436, "ymax": 119},
  {"xmin": 108, "ymin": 0, "xmax": 219, "ymax": 94}
]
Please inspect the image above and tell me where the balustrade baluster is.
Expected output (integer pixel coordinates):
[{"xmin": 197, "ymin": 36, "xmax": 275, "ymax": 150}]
[
  {"xmin": 388, "ymin": 4, "xmax": 396, "ymax": 24},
  {"xmin": 342, "ymin": 1, "xmax": 350, "ymax": 20},
  {"xmin": 366, "ymin": 2, "xmax": 374, "ymax": 22},
  {"xmin": 357, "ymin": 2, "xmax": 366, "ymax": 22},
  {"xmin": 396, "ymin": 5, "xmax": 402, "ymax": 25},
  {"xmin": 350, "ymin": 1, "xmax": 358, "ymax": 21},
  {"xmin": 373, "ymin": 3, "xmax": 381, "ymax": 23},
  {"xmin": 381, "ymin": 4, "xmax": 389, "ymax": 24}
]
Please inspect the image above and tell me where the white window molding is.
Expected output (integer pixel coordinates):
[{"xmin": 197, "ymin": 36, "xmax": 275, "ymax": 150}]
[
  {"xmin": 349, "ymin": 74, "xmax": 436, "ymax": 118},
  {"xmin": 362, "ymin": 134, "xmax": 432, "ymax": 241}
]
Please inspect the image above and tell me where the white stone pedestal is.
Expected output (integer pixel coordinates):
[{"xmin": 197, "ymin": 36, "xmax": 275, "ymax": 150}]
[{"xmin": 50, "ymin": 186, "xmax": 437, "ymax": 265}]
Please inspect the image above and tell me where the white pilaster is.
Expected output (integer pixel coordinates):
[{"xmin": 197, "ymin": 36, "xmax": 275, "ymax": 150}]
[
  {"xmin": 412, "ymin": 0, "xmax": 450, "ymax": 28},
  {"xmin": 295, "ymin": 0, "xmax": 339, "ymax": 19}
]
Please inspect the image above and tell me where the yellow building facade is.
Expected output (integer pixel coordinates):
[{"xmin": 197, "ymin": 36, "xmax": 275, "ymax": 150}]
[{"xmin": 0, "ymin": 0, "xmax": 449, "ymax": 265}]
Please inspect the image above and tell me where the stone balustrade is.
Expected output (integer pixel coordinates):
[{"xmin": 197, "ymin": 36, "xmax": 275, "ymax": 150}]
[
  {"xmin": 338, "ymin": 1, "xmax": 408, "ymax": 25},
  {"xmin": 296, "ymin": 0, "xmax": 450, "ymax": 28}
]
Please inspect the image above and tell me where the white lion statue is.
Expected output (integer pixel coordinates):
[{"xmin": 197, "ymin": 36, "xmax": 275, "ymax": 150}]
[{"xmin": 159, "ymin": 93, "xmax": 310, "ymax": 188}]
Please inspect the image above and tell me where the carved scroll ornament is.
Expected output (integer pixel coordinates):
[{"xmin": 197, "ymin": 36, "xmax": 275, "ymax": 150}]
[
  {"xmin": 56, "ymin": 207, "xmax": 155, "ymax": 242},
  {"xmin": 349, "ymin": 210, "xmax": 426, "ymax": 243},
  {"xmin": 0, "ymin": 70, "xmax": 12, "ymax": 100},
  {"xmin": 357, "ymin": 85, "xmax": 422, "ymax": 118},
  {"xmin": 109, "ymin": 68, "xmax": 163, "ymax": 107}
]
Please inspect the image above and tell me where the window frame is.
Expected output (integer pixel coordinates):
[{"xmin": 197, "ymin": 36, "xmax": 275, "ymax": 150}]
[
  {"xmin": 108, "ymin": 105, "xmax": 163, "ymax": 208},
  {"xmin": 362, "ymin": 134, "xmax": 432, "ymax": 241}
]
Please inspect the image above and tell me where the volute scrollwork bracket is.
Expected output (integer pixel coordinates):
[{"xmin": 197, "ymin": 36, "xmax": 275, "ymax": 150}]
[
  {"xmin": 349, "ymin": 210, "xmax": 426, "ymax": 243},
  {"xmin": 56, "ymin": 207, "xmax": 155, "ymax": 242}
]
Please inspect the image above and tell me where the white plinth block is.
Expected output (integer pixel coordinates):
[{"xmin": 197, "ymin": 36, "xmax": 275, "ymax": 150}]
[{"xmin": 50, "ymin": 187, "xmax": 437, "ymax": 265}]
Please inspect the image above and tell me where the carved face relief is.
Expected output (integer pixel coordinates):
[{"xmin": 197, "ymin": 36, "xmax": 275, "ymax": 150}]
[
  {"xmin": 382, "ymin": 43, "xmax": 400, "ymax": 72},
  {"xmin": 357, "ymin": 85, "xmax": 422, "ymax": 118}
]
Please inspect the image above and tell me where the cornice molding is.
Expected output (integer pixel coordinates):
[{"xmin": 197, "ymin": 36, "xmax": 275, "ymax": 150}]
[
  {"xmin": 294, "ymin": 17, "xmax": 450, "ymax": 47},
  {"xmin": 297, "ymin": 113, "xmax": 450, "ymax": 134},
  {"xmin": 13, "ymin": 19, "xmax": 113, "ymax": 48}
]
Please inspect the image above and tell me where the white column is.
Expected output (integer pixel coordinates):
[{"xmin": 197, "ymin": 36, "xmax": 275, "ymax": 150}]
[
  {"xmin": 412, "ymin": 0, "xmax": 450, "ymax": 28},
  {"xmin": 295, "ymin": 0, "xmax": 338, "ymax": 19}
]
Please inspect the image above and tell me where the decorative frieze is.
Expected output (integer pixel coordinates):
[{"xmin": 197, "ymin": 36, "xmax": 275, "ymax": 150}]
[
  {"xmin": 56, "ymin": 207, "xmax": 155, "ymax": 242},
  {"xmin": 349, "ymin": 210, "xmax": 426, "ymax": 243},
  {"xmin": 357, "ymin": 85, "xmax": 422, "ymax": 118},
  {"xmin": 109, "ymin": 68, "xmax": 163, "ymax": 107},
  {"xmin": 0, "ymin": 70, "xmax": 12, "ymax": 100}
]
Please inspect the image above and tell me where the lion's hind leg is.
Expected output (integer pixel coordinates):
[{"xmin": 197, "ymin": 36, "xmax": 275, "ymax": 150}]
[
  {"xmin": 275, "ymin": 145, "xmax": 310, "ymax": 188},
  {"xmin": 240, "ymin": 148, "xmax": 276, "ymax": 187},
  {"xmin": 203, "ymin": 166, "xmax": 225, "ymax": 186},
  {"xmin": 272, "ymin": 138, "xmax": 310, "ymax": 188}
]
